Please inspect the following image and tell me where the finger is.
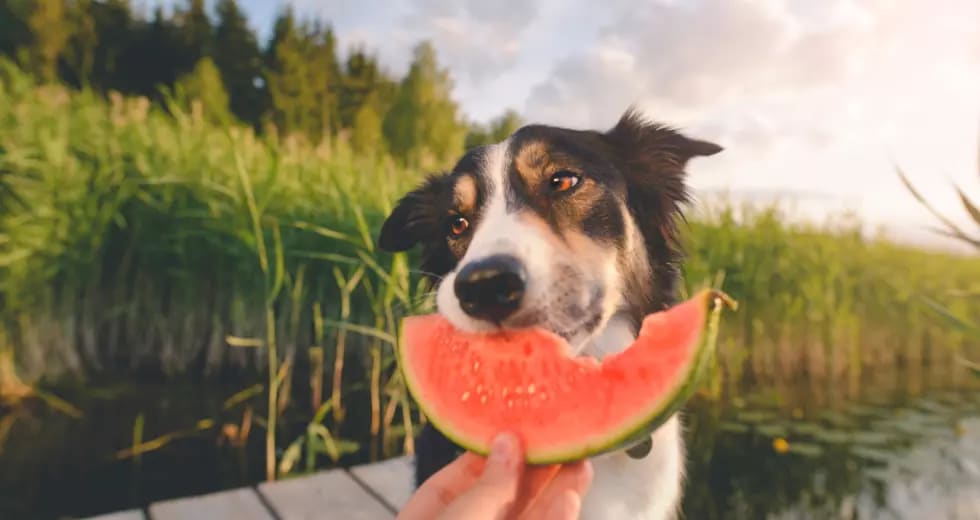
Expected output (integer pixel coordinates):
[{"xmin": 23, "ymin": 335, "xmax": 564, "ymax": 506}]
[
  {"xmin": 510, "ymin": 464, "xmax": 561, "ymax": 515},
  {"xmin": 543, "ymin": 489, "xmax": 582, "ymax": 520},
  {"xmin": 520, "ymin": 460, "xmax": 593, "ymax": 519},
  {"xmin": 472, "ymin": 432, "xmax": 523, "ymax": 489},
  {"xmin": 435, "ymin": 433, "xmax": 525, "ymax": 519},
  {"xmin": 396, "ymin": 452, "xmax": 486, "ymax": 519}
]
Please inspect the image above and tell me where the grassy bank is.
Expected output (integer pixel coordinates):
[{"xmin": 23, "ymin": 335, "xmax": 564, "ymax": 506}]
[{"xmin": 2, "ymin": 61, "xmax": 979, "ymax": 467}]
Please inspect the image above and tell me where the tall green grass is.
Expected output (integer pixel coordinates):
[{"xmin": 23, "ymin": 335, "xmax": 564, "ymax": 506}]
[
  {"xmin": 1, "ymin": 60, "xmax": 978, "ymax": 470},
  {"xmin": 682, "ymin": 204, "xmax": 979, "ymax": 397}
]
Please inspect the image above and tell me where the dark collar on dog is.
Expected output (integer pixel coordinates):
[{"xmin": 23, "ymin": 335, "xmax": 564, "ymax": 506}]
[{"xmin": 625, "ymin": 435, "xmax": 652, "ymax": 459}]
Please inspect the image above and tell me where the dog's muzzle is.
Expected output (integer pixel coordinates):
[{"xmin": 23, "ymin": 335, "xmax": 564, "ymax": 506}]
[{"xmin": 453, "ymin": 254, "xmax": 526, "ymax": 323}]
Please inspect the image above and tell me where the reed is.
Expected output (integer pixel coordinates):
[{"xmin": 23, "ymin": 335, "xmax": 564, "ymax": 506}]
[{"xmin": 1, "ymin": 60, "xmax": 978, "ymax": 470}]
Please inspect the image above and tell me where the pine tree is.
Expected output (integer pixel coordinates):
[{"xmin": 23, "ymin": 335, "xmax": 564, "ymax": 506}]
[
  {"xmin": 118, "ymin": 6, "xmax": 182, "ymax": 96},
  {"xmin": 382, "ymin": 41, "xmax": 466, "ymax": 166},
  {"xmin": 173, "ymin": 0, "xmax": 212, "ymax": 71},
  {"xmin": 264, "ymin": 9, "xmax": 338, "ymax": 140},
  {"xmin": 27, "ymin": 0, "xmax": 70, "ymax": 82},
  {"xmin": 213, "ymin": 0, "xmax": 263, "ymax": 126},
  {"xmin": 306, "ymin": 22, "xmax": 341, "ymax": 138},
  {"xmin": 339, "ymin": 48, "xmax": 396, "ymax": 130},
  {"xmin": 264, "ymin": 9, "xmax": 311, "ymax": 137},
  {"xmin": 88, "ymin": 0, "xmax": 134, "ymax": 91}
]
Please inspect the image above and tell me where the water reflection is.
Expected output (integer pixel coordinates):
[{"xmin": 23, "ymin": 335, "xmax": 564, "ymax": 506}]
[
  {"xmin": 682, "ymin": 384, "xmax": 980, "ymax": 519},
  {"xmin": 1, "ymin": 376, "xmax": 978, "ymax": 519}
]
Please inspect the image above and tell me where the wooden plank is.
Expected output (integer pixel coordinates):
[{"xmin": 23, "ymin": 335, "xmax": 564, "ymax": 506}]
[
  {"xmin": 148, "ymin": 487, "xmax": 273, "ymax": 520},
  {"xmin": 80, "ymin": 510, "xmax": 146, "ymax": 520},
  {"xmin": 348, "ymin": 455, "xmax": 415, "ymax": 512},
  {"xmin": 258, "ymin": 469, "xmax": 394, "ymax": 519}
]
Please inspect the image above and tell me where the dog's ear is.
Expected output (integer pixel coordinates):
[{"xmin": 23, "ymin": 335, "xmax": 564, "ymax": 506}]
[
  {"xmin": 378, "ymin": 173, "xmax": 453, "ymax": 252},
  {"xmin": 604, "ymin": 107, "xmax": 723, "ymax": 168},
  {"xmin": 603, "ymin": 108, "xmax": 723, "ymax": 307}
]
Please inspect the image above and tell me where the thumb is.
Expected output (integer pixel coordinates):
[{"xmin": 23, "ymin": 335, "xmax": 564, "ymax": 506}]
[
  {"xmin": 437, "ymin": 433, "xmax": 523, "ymax": 520},
  {"xmin": 476, "ymin": 433, "xmax": 522, "ymax": 490}
]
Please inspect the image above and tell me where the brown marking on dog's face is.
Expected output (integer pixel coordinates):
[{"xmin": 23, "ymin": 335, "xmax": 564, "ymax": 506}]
[
  {"xmin": 378, "ymin": 108, "xmax": 723, "ymax": 343},
  {"xmin": 506, "ymin": 133, "xmax": 628, "ymax": 246},
  {"xmin": 453, "ymin": 174, "xmax": 478, "ymax": 215}
]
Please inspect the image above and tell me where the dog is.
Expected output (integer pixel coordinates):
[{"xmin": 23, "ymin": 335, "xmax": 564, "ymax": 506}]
[{"xmin": 378, "ymin": 107, "xmax": 722, "ymax": 519}]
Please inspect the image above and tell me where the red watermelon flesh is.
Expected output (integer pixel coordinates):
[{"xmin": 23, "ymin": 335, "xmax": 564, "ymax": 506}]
[{"xmin": 397, "ymin": 289, "xmax": 731, "ymax": 464}]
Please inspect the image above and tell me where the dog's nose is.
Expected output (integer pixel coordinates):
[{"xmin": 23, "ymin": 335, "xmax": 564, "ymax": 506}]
[{"xmin": 454, "ymin": 255, "xmax": 526, "ymax": 322}]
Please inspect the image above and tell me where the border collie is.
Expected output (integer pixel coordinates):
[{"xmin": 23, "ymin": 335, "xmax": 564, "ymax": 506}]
[{"xmin": 378, "ymin": 108, "xmax": 722, "ymax": 519}]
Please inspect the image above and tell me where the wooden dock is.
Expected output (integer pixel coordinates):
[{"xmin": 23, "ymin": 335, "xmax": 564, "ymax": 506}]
[{"xmin": 80, "ymin": 455, "xmax": 415, "ymax": 520}]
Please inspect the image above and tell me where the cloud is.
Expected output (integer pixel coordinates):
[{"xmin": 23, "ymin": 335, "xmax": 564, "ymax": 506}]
[
  {"xmin": 264, "ymin": 0, "xmax": 980, "ymax": 235},
  {"xmin": 524, "ymin": 0, "xmax": 890, "ymax": 127}
]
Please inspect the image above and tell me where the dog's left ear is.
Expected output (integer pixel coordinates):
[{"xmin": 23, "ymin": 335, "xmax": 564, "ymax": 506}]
[
  {"xmin": 604, "ymin": 107, "xmax": 723, "ymax": 168},
  {"xmin": 378, "ymin": 173, "xmax": 453, "ymax": 252}
]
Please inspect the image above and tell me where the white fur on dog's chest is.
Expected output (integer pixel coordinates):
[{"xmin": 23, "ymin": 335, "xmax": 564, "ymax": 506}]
[
  {"xmin": 577, "ymin": 315, "xmax": 685, "ymax": 520},
  {"xmin": 579, "ymin": 416, "xmax": 684, "ymax": 520}
]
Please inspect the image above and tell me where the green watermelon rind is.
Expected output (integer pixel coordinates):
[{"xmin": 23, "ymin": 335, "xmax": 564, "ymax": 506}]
[{"xmin": 397, "ymin": 289, "xmax": 729, "ymax": 465}]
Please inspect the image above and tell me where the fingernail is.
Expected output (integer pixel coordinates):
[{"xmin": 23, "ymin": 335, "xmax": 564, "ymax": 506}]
[{"xmin": 489, "ymin": 433, "xmax": 514, "ymax": 463}]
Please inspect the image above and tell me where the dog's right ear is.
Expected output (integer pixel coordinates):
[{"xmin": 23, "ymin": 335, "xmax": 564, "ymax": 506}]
[{"xmin": 378, "ymin": 173, "xmax": 453, "ymax": 252}]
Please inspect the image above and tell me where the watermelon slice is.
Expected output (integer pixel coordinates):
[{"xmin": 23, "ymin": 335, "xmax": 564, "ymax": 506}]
[{"xmin": 397, "ymin": 289, "xmax": 733, "ymax": 464}]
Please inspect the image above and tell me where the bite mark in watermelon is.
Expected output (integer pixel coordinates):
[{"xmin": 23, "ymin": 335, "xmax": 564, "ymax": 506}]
[{"xmin": 397, "ymin": 289, "xmax": 734, "ymax": 464}]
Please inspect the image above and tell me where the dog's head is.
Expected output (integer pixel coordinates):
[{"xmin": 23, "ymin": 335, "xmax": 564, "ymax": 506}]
[{"xmin": 379, "ymin": 108, "xmax": 721, "ymax": 354}]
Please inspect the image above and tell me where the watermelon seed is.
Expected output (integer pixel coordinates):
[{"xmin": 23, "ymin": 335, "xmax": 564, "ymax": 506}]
[
  {"xmin": 480, "ymin": 395, "xmax": 488, "ymax": 404},
  {"xmin": 460, "ymin": 391, "xmax": 471, "ymax": 402},
  {"xmin": 502, "ymin": 387, "xmax": 509, "ymax": 398},
  {"xmin": 506, "ymin": 399, "xmax": 514, "ymax": 408},
  {"xmin": 527, "ymin": 384, "xmax": 536, "ymax": 394},
  {"xmin": 472, "ymin": 361, "xmax": 481, "ymax": 372},
  {"xmin": 514, "ymin": 386, "xmax": 523, "ymax": 395}
]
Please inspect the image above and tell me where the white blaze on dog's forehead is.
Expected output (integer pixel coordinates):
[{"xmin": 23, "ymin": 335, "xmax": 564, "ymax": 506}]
[
  {"xmin": 480, "ymin": 139, "xmax": 509, "ymax": 198},
  {"xmin": 461, "ymin": 139, "xmax": 524, "ymax": 263},
  {"xmin": 434, "ymin": 139, "xmax": 517, "ymax": 334}
]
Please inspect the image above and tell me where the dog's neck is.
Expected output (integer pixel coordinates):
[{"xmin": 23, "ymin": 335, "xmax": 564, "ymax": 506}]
[{"xmin": 581, "ymin": 312, "xmax": 638, "ymax": 360}]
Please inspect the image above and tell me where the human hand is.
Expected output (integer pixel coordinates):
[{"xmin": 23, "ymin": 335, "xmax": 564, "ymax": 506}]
[{"xmin": 397, "ymin": 432, "xmax": 593, "ymax": 520}]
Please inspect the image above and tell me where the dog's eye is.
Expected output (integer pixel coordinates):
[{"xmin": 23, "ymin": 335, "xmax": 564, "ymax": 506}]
[
  {"xmin": 549, "ymin": 171, "xmax": 581, "ymax": 193},
  {"xmin": 449, "ymin": 216, "xmax": 470, "ymax": 237}
]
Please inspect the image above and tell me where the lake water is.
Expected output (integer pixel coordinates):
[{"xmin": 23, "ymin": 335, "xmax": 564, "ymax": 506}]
[{"xmin": 2, "ymin": 372, "xmax": 978, "ymax": 519}]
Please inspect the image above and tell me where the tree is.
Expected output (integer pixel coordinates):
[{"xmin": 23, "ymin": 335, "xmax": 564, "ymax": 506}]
[
  {"xmin": 0, "ymin": 1, "xmax": 31, "ymax": 62},
  {"xmin": 465, "ymin": 109, "xmax": 523, "ymax": 149},
  {"xmin": 87, "ymin": 0, "xmax": 135, "ymax": 91},
  {"xmin": 264, "ymin": 8, "xmax": 316, "ymax": 137},
  {"xmin": 213, "ymin": 0, "xmax": 263, "ymax": 126},
  {"xmin": 306, "ymin": 22, "xmax": 341, "ymax": 138},
  {"xmin": 264, "ymin": 9, "xmax": 342, "ymax": 141},
  {"xmin": 62, "ymin": 0, "xmax": 98, "ymax": 86},
  {"xmin": 27, "ymin": 0, "xmax": 70, "ymax": 82},
  {"xmin": 173, "ymin": 0, "xmax": 212, "ymax": 71},
  {"xmin": 173, "ymin": 56, "xmax": 232, "ymax": 125},
  {"xmin": 117, "ymin": 6, "xmax": 182, "ymax": 97},
  {"xmin": 338, "ymin": 48, "xmax": 395, "ymax": 130},
  {"xmin": 382, "ymin": 41, "xmax": 466, "ymax": 166},
  {"xmin": 350, "ymin": 94, "xmax": 385, "ymax": 155}
]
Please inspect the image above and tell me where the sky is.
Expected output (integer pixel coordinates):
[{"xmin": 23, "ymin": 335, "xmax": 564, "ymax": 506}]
[{"xmin": 156, "ymin": 0, "xmax": 980, "ymax": 251}]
